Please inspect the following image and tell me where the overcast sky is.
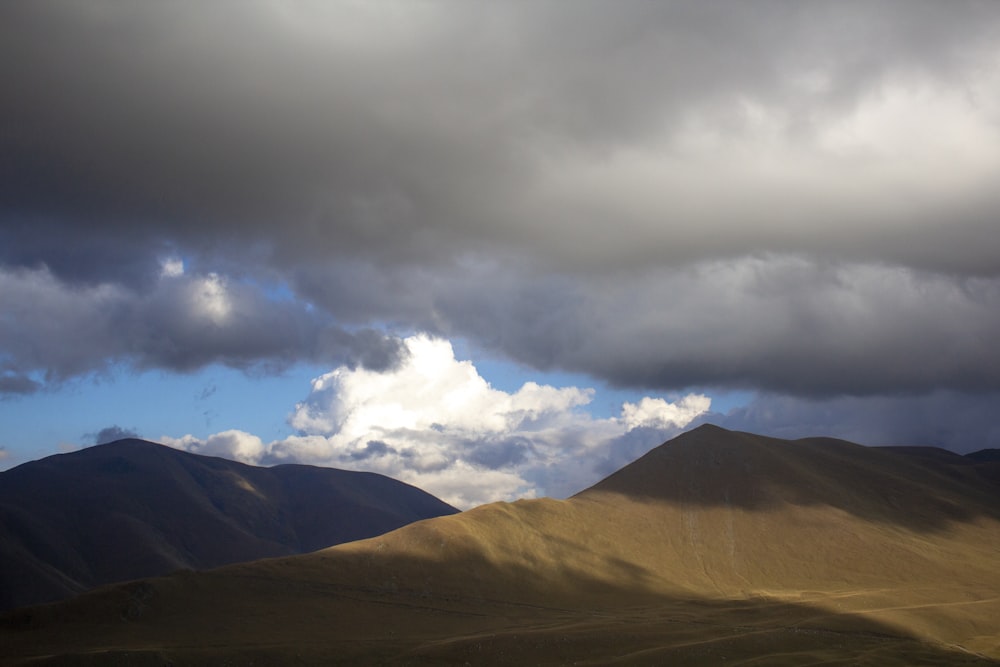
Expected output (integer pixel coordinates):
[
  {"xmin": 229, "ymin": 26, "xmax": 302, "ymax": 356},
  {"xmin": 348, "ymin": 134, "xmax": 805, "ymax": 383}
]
[{"xmin": 2, "ymin": 1, "xmax": 999, "ymax": 507}]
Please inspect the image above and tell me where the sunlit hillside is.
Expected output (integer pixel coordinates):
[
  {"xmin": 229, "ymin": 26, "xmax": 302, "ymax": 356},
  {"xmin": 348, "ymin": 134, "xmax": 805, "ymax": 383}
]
[{"xmin": 3, "ymin": 425, "xmax": 999, "ymax": 665}]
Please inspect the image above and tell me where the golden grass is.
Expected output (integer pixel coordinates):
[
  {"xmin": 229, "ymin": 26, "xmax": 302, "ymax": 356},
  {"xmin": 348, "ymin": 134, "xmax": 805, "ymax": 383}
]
[{"xmin": 3, "ymin": 425, "xmax": 999, "ymax": 665}]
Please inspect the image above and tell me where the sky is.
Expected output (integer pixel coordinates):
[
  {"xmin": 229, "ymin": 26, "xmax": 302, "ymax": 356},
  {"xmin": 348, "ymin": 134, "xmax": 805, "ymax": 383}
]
[{"xmin": 2, "ymin": 1, "xmax": 1000, "ymax": 508}]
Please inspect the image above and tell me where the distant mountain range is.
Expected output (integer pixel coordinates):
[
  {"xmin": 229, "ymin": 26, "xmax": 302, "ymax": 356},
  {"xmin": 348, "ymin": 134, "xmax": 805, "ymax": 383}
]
[
  {"xmin": 3, "ymin": 425, "xmax": 1000, "ymax": 665},
  {"xmin": 0, "ymin": 439, "xmax": 458, "ymax": 612}
]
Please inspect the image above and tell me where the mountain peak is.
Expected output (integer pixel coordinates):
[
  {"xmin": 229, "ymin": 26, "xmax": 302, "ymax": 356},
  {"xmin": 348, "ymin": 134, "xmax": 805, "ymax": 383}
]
[
  {"xmin": 0, "ymin": 441, "xmax": 457, "ymax": 612},
  {"xmin": 5, "ymin": 427, "xmax": 1000, "ymax": 664},
  {"xmin": 685, "ymin": 422, "xmax": 730, "ymax": 434},
  {"xmin": 577, "ymin": 427, "xmax": 999, "ymax": 531}
]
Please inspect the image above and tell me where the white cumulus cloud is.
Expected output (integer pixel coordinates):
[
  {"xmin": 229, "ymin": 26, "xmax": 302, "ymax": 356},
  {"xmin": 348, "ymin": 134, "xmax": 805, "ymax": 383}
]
[
  {"xmin": 622, "ymin": 395, "xmax": 712, "ymax": 431},
  {"xmin": 289, "ymin": 335, "xmax": 593, "ymax": 441},
  {"xmin": 164, "ymin": 335, "xmax": 710, "ymax": 508},
  {"xmin": 163, "ymin": 429, "xmax": 266, "ymax": 465}
]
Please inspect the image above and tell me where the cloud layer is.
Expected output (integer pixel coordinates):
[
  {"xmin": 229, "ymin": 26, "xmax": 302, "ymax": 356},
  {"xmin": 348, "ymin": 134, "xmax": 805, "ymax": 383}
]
[
  {"xmin": 4, "ymin": 2, "xmax": 1000, "ymax": 464},
  {"xmin": 4, "ymin": 2, "xmax": 999, "ymax": 275},
  {"xmin": 92, "ymin": 425, "xmax": 139, "ymax": 446},
  {"xmin": 165, "ymin": 336, "xmax": 710, "ymax": 507},
  {"xmin": 0, "ymin": 264, "xmax": 406, "ymax": 393}
]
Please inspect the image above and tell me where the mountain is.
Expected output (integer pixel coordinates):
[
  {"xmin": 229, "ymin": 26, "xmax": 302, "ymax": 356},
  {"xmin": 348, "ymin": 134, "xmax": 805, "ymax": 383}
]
[
  {"xmin": 3, "ymin": 425, "xmax": 1000, "ymax": 665},
  {"xmin": 966, "ymin": 449, "xmax": 1000, "ymax": 463},
  {"xmin": 0, "ymin": 438, "xmax": 458, "ymax": 612}
]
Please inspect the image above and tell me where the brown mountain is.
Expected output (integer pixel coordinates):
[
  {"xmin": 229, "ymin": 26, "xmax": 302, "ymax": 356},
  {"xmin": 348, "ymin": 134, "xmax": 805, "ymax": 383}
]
[
  {"xmin": 0, "ymin": 438, "xmax": 458, "ymax": 612},
  {"xmin": 3, "ymin": 425, "xmax": 1000, "ymax": 665}
]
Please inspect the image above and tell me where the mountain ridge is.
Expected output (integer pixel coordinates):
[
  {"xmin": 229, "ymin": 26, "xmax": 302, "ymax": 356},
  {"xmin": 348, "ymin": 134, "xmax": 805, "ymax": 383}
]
[
  {"xmin": 0, "ymin": 438, "xmax": 458, "ymax": 612},
  {"xmin": 3, "ymin": 425, "xmax": 999, "ymax": 664},
  {"xmin": 580, "ymin": 424, "xmax": 1000, "ymax": 530}
]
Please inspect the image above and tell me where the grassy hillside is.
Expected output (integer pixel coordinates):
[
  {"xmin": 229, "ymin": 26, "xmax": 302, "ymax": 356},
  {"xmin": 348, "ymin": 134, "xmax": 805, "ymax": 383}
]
[{"xmin": 3, "ymin": 425, "xmax": 998, "ymax": 665}]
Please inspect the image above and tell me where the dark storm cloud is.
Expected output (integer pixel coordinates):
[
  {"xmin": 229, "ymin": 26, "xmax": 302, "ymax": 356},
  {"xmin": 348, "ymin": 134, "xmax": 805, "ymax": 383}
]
[
  {"xmin": 349, "ymin": 440, "xmax": 397, "ymax": 461},
  {"xmin": 3, "ymin": 1, "xmax": 1000, "ymax": 276},
  {"xmin": 3, "ymin": 1, "xmax": 1000, "ymax": 402},
  {"xmin": 0, "ymin": 372, "xmax": 40, "ymax": 397},
  {"xmin": 466, "ymin": 436, "xmax": 535, "ymax": 470},
  {"xmin": 0, "ymin": 223, "xmax": 172, "ymax": 288},
  {"xmin": 300, "ymin": 257, "xmax": 1000, "ymax": 396},
  {"xmin": 316, "ymin": 329, "xmax": 410, "ymax": 375},
  {"xmin": 92, "ymin": 425, "xmax": 140, "ymax": 445},
  {"xmin": 0, "ymin": 266, "xmax": 406, "ymax": 391}
]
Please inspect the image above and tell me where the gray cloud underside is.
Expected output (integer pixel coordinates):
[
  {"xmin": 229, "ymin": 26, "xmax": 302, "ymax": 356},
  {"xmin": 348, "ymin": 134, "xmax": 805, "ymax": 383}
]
[
  {"xmin": 3, "ymin": 1, "xmax": 999, "ymax": 274},
  {"xmin": 296, "ymin": 258, "xmax": 1000, "ymax": 396},
  {"xmin": 0, "ymin": 267, "xmax": 406, "ymax": 391},
  {"xmin": 3, "ymin": 1, "xmax": 1000, "ymax": 400},
  {"xmin": 92, "ymin": 425, "xmax": 140, "ymax": 446}
]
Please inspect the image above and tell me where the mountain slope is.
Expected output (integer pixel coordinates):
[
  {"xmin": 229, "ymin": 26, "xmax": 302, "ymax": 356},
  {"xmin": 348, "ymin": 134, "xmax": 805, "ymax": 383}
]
[
  {"xmin": 0, "ymin": 439, "xmax": 458, "ymax": 611},
  {"xmin": 3, "ymin": 425, "xmax": 999, "ymax": 665}
]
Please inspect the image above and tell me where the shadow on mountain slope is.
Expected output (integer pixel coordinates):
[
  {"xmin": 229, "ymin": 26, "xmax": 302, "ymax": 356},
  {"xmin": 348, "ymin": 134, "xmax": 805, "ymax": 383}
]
[
  {"xmin": 580, "ymin": 424, "xmax": 1000, "ymax": 533},
  {"xmin": 0, "ymin": 439, "xmax": 457, "ymax": 611},
  {"xmin": 3, "ymin": 425, "xmax": 999, "ymax": 664},
  {"xmin": 4, "ymin": 465, "xmax": 1000, "ymax": 666},
  {"xmin": 2, "ymin": 540, "xmax": 997, "ymax": 666}
]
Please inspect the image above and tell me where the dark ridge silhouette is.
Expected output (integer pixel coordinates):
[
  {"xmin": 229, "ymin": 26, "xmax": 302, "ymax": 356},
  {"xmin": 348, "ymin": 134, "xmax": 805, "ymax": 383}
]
[
  {"xmin": 579, "ymin": 424, "xmax": 1000, "ymax": 531},
  {"xmin": 879, "ymin": 445, "xmax": 972, "ymax": 464},
  {"xmin": 2, "ymin": 425, "xmax": 999, "ymax": 664},
  {"xmin": 966, "ymin": 448, "xmax": 1000, "ymax": 463},
  {"xmin": 959, "ymin": 448, "xmax": 1000, "ymax": 487},
  {"xmin": 0, "ymin": 439, "xmax": 458, "ymax": 612}
]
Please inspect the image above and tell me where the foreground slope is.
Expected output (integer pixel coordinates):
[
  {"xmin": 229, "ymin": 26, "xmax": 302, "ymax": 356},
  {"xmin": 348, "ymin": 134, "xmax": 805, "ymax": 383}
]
[
  {"xmin": 3, "ymin": 425, "xmax": 999, "ymax": 665},
  {"xmin": 0, "ymin": 439, "xmax": 458, "ymax": 611}
]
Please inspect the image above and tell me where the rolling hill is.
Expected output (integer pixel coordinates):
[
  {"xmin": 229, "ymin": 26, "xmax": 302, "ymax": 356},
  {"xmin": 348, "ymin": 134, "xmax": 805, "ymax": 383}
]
[
  {"xmin": 3, "ymin": 425, "xmax": 1000, "ymax": 665},
  {"xmin": 0, "ymin": 438, "xmax": 458, "ymax": 612}
]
